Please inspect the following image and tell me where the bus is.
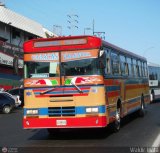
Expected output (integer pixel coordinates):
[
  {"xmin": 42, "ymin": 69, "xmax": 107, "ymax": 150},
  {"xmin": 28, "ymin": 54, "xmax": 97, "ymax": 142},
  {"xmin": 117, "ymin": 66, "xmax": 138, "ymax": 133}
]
[
  {"xmin": 148, "ymin": 62, "xmax": 160, "ymax": 102},
  {"xmin": 23, "ymin": 35, "xmax": 150, "ymax": 133}
]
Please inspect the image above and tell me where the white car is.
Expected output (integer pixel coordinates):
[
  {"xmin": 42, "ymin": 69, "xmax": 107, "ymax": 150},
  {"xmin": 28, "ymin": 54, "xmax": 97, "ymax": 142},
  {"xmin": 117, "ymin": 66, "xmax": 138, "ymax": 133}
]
[{"xmin": 0, "ymin": 91, "xmax": 21, "ymax": 107}]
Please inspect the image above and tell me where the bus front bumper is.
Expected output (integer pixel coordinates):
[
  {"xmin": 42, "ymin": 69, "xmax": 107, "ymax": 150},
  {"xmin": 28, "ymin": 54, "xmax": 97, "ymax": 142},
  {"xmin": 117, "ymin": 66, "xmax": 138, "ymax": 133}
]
[{"xmin": 23, "ymin": 116, "xmax": 107, "ymax": 129}]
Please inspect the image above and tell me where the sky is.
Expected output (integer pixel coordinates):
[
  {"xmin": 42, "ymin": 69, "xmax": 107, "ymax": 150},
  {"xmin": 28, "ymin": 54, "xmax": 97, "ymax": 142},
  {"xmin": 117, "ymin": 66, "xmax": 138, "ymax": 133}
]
[{"xmin": 4, "ymin": 0, "xmax": 160, "ymax": 64}]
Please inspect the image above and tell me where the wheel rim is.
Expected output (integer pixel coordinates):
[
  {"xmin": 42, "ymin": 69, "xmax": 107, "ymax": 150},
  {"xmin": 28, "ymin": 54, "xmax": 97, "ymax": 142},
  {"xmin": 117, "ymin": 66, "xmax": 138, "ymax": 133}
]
[
  {"xmin": 4, "ymin": 106, "xmax": 10, "ymax": 113},
  {"xmin": 115, "ymin": 108, "xmax": 121, "ymax": 129},
  {"xmin": 141, "ymin": 96, "xmax": 144, "ymax": 110},
  {"xmin": 116, "ymin": 108, "xmax": 120, "ymax": 122},
  {"xmin": 141, "ymin": 102, "xmax": 144, "ymax": 110}
]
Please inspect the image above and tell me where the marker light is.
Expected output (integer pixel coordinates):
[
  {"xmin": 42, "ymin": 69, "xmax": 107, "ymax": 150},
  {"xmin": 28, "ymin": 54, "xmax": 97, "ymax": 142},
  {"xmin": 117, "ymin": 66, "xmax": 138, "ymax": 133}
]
[
  {"xmin": 26, "ymin": 109, "xmax": 39, "ymax": 115},
  {"xmin": 86, "ymin": 107, "xmax": 99, "ymax": 113}
]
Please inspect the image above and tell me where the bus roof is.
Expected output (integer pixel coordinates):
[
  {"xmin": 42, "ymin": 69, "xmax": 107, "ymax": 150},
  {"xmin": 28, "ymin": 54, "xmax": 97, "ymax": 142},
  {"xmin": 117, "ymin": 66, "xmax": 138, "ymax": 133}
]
[
  {"xmin": 103, "ymin": 40, "xmax": 147, "ymax": 61},
  {"xmin": 148, "ymin": 62, "xmax": 160, "ymax": 67},
  {"xmin": 23, "ymin": 35, "xmax": 146, "ymax": 61},
  {"xmin": 23, "ymin": 35, "xmax": 102, "ymax": 53}
]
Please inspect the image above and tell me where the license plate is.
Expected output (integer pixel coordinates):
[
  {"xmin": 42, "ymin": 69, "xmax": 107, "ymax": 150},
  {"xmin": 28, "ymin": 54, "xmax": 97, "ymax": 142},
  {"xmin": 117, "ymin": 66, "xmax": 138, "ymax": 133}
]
[{"xmin": 56, "ymin": 120, "xmax": 67, "ymax": 126}]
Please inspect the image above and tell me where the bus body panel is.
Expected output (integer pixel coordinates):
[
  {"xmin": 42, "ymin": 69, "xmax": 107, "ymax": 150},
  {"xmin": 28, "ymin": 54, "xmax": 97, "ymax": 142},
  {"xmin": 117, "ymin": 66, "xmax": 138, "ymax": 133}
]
[{"xmin": 23, "ymin": 35, "xmax": 150, "ymax": 129}]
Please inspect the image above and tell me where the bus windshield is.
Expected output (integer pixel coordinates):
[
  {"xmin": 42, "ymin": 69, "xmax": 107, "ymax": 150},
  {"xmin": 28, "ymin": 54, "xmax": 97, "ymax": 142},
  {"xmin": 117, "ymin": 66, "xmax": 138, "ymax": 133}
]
[
  {"xmin": 61, "ymin": 58, "xmax": 102, "ymax": 76},
  {"xmin": 24, "ymin": 62, "xmax": 60, "ymax": 78},
  {"xmin": 24, "ymin": 58, "xmax": 102, "ymax": 78}
]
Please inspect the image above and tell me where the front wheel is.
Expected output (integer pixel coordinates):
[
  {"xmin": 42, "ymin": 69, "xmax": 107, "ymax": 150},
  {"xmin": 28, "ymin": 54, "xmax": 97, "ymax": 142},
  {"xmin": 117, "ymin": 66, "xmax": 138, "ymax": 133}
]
[
  {"xmin": 3, "ymin": 105, "xmax": 12, "ymax": 114},
  {"xmin": 112, "ymin": 107, "xmax": 121, "ymax": 132}
]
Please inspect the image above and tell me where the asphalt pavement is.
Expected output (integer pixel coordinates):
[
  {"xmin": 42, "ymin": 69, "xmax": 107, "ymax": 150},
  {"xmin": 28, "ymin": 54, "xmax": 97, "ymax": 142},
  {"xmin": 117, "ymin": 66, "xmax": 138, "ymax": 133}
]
[{"xmin": 0, "ymin": 102, "xmax": 160, "ymax": 153}]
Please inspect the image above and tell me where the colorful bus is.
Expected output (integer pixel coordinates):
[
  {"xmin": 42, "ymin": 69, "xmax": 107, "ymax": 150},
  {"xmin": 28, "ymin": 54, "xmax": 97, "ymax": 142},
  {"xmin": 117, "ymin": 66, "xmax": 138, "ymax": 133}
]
[
  {"xmin": 23, "ymin": 35, "xmax": 150, "ymax": 133},
  {"xmin": 148, "ymin": 62, "xmax": 160, "ymax": 102}
]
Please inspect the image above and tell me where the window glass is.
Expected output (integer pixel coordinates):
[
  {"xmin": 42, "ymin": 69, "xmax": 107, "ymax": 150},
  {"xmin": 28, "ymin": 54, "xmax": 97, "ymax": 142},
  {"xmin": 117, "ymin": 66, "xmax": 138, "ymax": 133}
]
[
  {"xmin": 127, "ymin": 57, "xmax": 133, "ymax": 76},
  {"xmin": 132, "ymin": 59, "xmax": 137, "ymax": 77},
  {"xmin": 111, "ymin": 52, "xmax": 120, "ymax": 75},
  {"xmin": 24, "ymin": 62, "xmax": 60, "ymax": 78},
  {"xmin": 62, "ymin": 58, "xmax": 102, "ymax": 76},
  {"xmin": 144, "ymin": 62, "xmax": 148, "ymax": 77},
  {"xmin": 105, "ymin": 48, "xmax": 111, "ymax": 74},
  {"xmin": 120, "ymin": 55, "xmax": 126, "ymax": 75},
  {"xmin": 137, "ymin": 61, "xmax": 142, "ymax": 77}
]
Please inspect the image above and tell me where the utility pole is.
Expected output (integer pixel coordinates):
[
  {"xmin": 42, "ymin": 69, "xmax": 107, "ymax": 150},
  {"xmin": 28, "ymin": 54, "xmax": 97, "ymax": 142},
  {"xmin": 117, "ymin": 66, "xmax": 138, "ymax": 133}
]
[
  {"xmin": 92, "ymin": 19, "xmax": 105, "ymax": 40},
  {"xmin": 93, "ymin": 32, "xmax": 106, "ymax": 40},
  {"xmin": 67, "ymin": 13, "xmax": 79, "ymax": 35}
]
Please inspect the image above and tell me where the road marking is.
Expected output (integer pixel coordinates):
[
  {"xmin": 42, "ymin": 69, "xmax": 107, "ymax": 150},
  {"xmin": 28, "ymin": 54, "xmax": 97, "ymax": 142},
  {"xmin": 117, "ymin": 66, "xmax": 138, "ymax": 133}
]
[{"xmin": 152, "ymin": 133, "xmax": 160, "ymax": 147}]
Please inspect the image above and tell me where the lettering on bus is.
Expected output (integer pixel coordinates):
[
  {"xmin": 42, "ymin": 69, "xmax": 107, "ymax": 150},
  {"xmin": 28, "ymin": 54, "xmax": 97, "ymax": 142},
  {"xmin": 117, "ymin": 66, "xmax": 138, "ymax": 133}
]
[
  {"xmin": 31, "ymin": 53, "xmax": 59, "ymax": 61},
  {"xmin": 34, "ymin": 38, "xmax": 87, "ymax": 47},
  {"xmin": 63, "ymin": 52, "xmax": 91, "ymax": 61}
]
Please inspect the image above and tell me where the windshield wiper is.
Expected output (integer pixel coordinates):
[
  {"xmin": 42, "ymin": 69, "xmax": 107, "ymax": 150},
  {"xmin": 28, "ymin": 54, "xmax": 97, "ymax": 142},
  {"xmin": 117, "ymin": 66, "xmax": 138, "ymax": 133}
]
[
  {"xmin": 71, "ymin": 81, "xmax": 83, "ymax": 93},
  {"xmin": 40, "ymin": 87, "xmax": 56, "ymax": 95}
]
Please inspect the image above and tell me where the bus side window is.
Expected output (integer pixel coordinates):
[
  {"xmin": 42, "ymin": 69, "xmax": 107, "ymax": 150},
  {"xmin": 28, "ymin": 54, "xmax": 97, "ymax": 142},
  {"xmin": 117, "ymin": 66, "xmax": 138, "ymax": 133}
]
[
  {"xmin": 125, "ymin": 62, "xmax": 129, "ymax": 76},
  {"xmin": 127, "ymin": 57, "xmax": 132, "ymax": 76},
  {"xmin": 137, "ymin": 60, "xmax": 142, "ymax": 77},
  {"xmin": 106, "ymin": 57, "xmax": 111, "ymax": 74},
  {"xmin": 144, "ymin": 62, "xmax": 148, "ymax": 77},
  {"xmin": 132, "ymin": 59, "xmax": 137, "ymax": 77},
  {"xmin": 111, "ymin": 52, "xmax": 120, "ymax": 75},
  {"xmin": 136, "ymin": 60, "xmax": 142, "ymax": 77},
  {"xmin": 120, "ymin": 55, "xmax": 126, "ymax": 76}
]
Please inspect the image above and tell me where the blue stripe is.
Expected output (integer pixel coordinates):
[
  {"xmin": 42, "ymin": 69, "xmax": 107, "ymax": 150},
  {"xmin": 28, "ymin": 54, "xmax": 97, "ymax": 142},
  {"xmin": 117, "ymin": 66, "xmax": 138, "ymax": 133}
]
[
  {"xmin": 127, "ymin": 106, "xmax": 141, "ymax": 114},
  {"xmin": 106, "ymin": 86, "xmax": 120, "ymax": 92},
  {"xmin": 34, "ymin": 90, "xmax": 89, "ymax": 95},
  {"xmin": 24, "ymin": 105, "xmax": 106, "ymax": 116},
  {"xmin": 109, "ymin": 111, "xmax": 116, "ymax": 117},
  {"xmin": 128, "ymin": 97, "xmax": 140, "ymax": 104},
  {"xmin": 25, "ymin": 84, "xmax": 104, "ymax": 90}
]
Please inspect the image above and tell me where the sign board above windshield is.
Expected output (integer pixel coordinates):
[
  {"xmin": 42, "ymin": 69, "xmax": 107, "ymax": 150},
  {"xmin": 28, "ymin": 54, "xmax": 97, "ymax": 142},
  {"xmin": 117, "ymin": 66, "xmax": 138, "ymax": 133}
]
[{"xmin": 34, "ymin": 38, "xmax": 87, "ymax": 48}]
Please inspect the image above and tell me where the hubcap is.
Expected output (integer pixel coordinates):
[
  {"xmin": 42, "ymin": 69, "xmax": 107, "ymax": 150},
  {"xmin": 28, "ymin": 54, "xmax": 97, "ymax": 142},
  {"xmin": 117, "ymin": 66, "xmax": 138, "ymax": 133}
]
[
  {"xmin": 4, "ymin": 107, "xmax": 10, "ymax": 113},
  {"xmin": 116, "ymin": 108, "xmax": 120, "ymax": 123}
]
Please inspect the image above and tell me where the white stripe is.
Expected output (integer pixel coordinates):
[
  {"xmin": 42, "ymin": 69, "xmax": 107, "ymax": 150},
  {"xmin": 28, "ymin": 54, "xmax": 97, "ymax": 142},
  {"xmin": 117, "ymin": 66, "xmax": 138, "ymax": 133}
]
[
  {"xmin": 44, "ymin": 79, "xmax": 52, "ymax": 86},
  {"xmin": 152, "ymin": 133, "xmax": 160, "ymax": 147}
]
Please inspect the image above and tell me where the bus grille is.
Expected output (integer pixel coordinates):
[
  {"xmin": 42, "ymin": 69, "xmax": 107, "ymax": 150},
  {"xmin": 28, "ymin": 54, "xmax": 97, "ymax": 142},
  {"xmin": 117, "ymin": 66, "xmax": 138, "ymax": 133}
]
[{"xmin": 48, "ymin": 107, "xmax": 75, "ymax": 117}]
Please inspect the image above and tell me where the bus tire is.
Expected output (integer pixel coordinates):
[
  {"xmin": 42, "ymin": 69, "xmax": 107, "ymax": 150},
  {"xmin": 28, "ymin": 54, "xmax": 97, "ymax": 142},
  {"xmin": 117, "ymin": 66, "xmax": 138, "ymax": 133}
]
[
  {"xmin": 138, "ymin": 96, "xmax": 145, "ymax": 117},
  {"xmin": 112, "ymin": 106, "xmax": 121, "ymax": 132},
  {"xmin": 151, "ymin": 90, "xmax": 155, "ymax": 102}
]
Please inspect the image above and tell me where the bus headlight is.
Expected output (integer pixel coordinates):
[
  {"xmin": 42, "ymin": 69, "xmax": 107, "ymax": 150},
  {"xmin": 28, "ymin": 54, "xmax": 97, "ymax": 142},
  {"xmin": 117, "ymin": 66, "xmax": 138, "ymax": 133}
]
[
  {"xmin": 86, "ymin": 107, "xmax": 99, "ymax": 113},
  {"xmin": 26, "ymin": 109, "xmax": 39, "ymax": 115}
]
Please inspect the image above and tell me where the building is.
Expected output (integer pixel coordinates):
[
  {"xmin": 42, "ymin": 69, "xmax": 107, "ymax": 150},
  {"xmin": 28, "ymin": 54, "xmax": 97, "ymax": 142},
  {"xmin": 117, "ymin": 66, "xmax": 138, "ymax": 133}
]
[{"xmin": 0, "ymin": 4, "xmax": 56, "ymax": 90}]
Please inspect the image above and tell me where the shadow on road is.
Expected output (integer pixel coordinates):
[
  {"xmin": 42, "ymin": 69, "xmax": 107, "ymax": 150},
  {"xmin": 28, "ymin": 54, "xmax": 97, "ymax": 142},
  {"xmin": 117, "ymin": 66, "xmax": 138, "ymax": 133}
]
[{"xmin": 29, "ymin": 127, "xmax": 114, "ymax": 141}]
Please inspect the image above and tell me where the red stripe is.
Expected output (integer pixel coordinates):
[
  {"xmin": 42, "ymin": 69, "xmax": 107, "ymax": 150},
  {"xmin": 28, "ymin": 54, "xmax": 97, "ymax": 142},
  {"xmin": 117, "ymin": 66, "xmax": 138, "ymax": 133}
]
[
  {"xmin": 36, "ymin": 93, "xmax": 88, "ymax": 98},
  {"xmin": 23, "ymin": 116, "xmax": 107, "ymax": 128},
  {"xmin": 107, "ymin": 91, "xmax": 119, "ymax": 97},
  {"xmin": 126, "ymin": 84, "xmax": 148, "ymax": 90},
  {"xmin": 33, "ymin": 87, "xmax": 90, "ymax": 92},
  {"xmin": 104, "ymin": 79, "xmax": 120, "ymax": 86}
]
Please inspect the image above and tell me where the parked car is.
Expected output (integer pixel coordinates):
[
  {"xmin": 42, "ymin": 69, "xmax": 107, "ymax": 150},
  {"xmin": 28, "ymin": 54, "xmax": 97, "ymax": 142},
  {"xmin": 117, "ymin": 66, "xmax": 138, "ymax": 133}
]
[
  {"xmin": 4, "ymin": 92, "xmax": 21, "ymax": 107},
  {"xmin": 8, "ymin": 88, "xmax": 24, "ymax": 106},
  {"xmin": 0, "ymin": 92, "xmax": 15, "ymax": 114}
]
